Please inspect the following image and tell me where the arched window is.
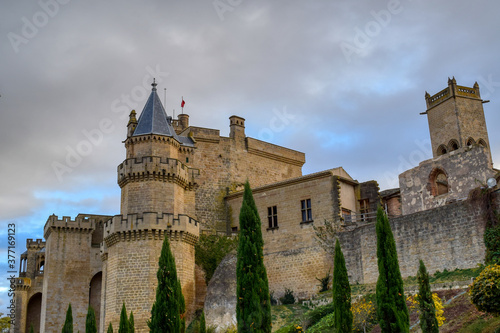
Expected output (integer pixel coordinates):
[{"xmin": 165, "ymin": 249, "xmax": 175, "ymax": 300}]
[
  {"xmin": 448, "ymin": 139, "xmax": 459, "ymax": 151},
  {"xmin": 478, "ymin": 139, "xmax": 487, "ymax": 148},
  {"xmin": 437, "ymin": 144, "xmax": 447, "ymax": 156},
  {"xmin": 89, "ymin": 272, "xmax": 103, "ymax": 330},
  {"xmin": 466, "ymin": 137, "xmax": 475, "ymax": 146},
  {"xmin": 429, "ymin": 168, "xmax": 449, "ymax": 196}
]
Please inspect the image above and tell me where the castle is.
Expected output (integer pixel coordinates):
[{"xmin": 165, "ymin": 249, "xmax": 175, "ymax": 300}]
[{"xmin": 14, "ymin": 78, "xmax": 499, "ymax": 333}]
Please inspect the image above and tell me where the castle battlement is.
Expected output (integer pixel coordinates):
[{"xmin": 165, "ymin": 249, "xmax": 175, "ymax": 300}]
[
  {"xmin": 425, "ymin": 78, "xmax": 481, "ymax": 108},
  {"xmin": 15, "ymin": 277, "xmax": 31, "ymax": 291},
  {"xmin": 117, "ymin": 156, "xmax": 200, "ymax": 189},
  {"xmin": 43, "ymin": 214, "xmax": 107, "ymax": 239},
  {"xmin": 103, "ymin": 212, "xmax": 199, "ymax": 248},
  {"xmin": 26, "ymin": 239, "xmax": 45, "ymax": 250}
]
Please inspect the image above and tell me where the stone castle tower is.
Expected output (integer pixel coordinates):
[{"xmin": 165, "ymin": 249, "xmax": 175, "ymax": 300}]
[
  {"xmin": 100, "ymin": 80, "xmax": 200, "ymax": 332},
  {"xmin": 423, "ymin": 77, "xmax": 492, "ymax": 164}
]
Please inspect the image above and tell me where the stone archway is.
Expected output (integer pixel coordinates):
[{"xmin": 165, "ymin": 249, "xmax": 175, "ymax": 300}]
[
  {"xmin": 89, "ymin": 272, "xmax": 102, "ymax": 330},
  {"xmin": 26, "ymin": 293, "xmax": 42, "ymax": 333}
]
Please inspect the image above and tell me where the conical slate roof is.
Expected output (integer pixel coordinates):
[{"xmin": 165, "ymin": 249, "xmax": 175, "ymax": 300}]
[{"xmin": 133, "ymin": 81, "xmax": 178, "ymax": 137}]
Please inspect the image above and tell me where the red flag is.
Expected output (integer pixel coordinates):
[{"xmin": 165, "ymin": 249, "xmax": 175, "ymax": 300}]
[{"xmin": 181, "ymin": 99, "xmax": 185, "ymax": 107}]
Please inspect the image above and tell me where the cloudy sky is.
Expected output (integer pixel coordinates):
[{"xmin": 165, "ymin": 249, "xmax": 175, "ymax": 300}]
[{"xmin": 1, "ymin": 0, "xmax": 499, "ymax": 315}]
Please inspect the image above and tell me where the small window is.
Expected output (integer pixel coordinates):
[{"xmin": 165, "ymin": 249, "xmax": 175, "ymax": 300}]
[
  {"xmin": 301, "ymin": 199, "xmax": 312, "ymax": 222},
  {"xmin": 478, "ymin": 139, "xmax": 487, "ymax": 148},
  {"xmin": 448, "ymin": 139, "xmax": 459, "ymax": 151},
  {"xmin": 466, "ymin": 137, "xmax": 475, "ymax": 146},
  {"xmin": 342, "ymin": 209, "xmax": 352, "ymax": 223},
  {"xmin": 186, "ymin": 157, "xmax": 189, "ymax": 163},
  {"xmin": 437, "ymin": 144, "xmax": 447, "ymax": 156},
  {"xmin": 430, "ymin": 168, "xmax": 449, "ymax": 196},
  {"xmin": 267, "ymin": 206, "xmax": 278, "ymax": 229}
]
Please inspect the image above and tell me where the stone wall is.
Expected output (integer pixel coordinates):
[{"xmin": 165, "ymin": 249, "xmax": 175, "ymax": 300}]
[
  {"xmin": 399, "ymin": 145, "xmax": 496, "ymax": 215},
  {"xmin": 188, "ymin": 122, "xmax": 305, "ymax": 230},
  {"xmin": 339, "ymin": 196, "xmax": 493, "ymax": 284}
]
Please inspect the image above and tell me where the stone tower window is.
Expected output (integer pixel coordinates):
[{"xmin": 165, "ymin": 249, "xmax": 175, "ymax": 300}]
[
  {"xmin": 466, "ymin": 137, "xmax": 476, "ymax": 146},
  {"xmin": 478, "ymin": 139, "xmax": 487, "ymax": 147},
  {"xmin": 429, "ymin": 168, "xmax": 449, "ymax": 196},
  {"xmin": 448, "ymin": 139, "xmax": 459, "ymax": 151},
  {"xmin": 437, "ymin": 144, "xmax": 447, "ymax": 156}
]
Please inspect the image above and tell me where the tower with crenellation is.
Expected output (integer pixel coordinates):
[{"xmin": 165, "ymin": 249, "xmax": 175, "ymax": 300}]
[
  {"xmin": 100, "ymin": 80, "xmax": 200, "ymax": 333},
  {"xmin": 423, "ymin": 77, "xmax": 492, "ymax": 165}
]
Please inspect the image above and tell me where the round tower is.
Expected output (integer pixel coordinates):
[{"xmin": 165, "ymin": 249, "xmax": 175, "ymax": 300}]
[{"xmin": 102, "ymin": 80, "xmax": 199, "ymax": 332}]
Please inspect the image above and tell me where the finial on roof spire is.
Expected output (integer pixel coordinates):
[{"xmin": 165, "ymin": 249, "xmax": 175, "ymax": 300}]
[{"xmin": 151, "ymin": 78, "xmax": 157, "ymax": 91}]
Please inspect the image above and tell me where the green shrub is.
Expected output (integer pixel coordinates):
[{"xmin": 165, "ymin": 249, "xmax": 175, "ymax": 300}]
[
  {"xmin": 279, "ymin": 288, "xmax": 295, "ymax": 305},
  {"xmin": 195, "ymin": 234, "xmax": 238, "ymax": 284},
  {"xmin": 316, "ymin": 271, "xmax": 331, "ymax": 292},
  {"xmin": 469, "ymin": 264, "xmax": 500, "ymax": 316},
  {"xmin": 306, "ymin": 312, "xmax": 336, "ymax": 333},
  {"xmin": 304, "ymin": 302, "xmax": 334, "ymax": 328}
]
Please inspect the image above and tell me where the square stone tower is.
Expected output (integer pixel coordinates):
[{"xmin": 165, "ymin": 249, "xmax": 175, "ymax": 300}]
[{"xmin": 422, "ymin": 77, "xmax": 492, "ymax": 164}]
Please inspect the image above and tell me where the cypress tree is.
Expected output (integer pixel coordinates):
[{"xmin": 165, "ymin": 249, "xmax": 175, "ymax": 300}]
[
  {"xmin": 107, "ymin": 323, "xmax": 113, "ymax": 333},
  {"xmin": 119, "ymin": 303, "xmax": 129, "ymax": 333},
  {"xmin": 178, "ymin": 279, "xmax": 186, "ymax": 333},
  {"xmin": 375, "ymin": 206, "xmax": 409, "ymax": 332},
  {"xmin": 417, "ymin": 260, "xmax": 439, "ymax": 333},
  {"xmin": 62, "ymin": 303, "xmax": 73, "ymax": 333},
  {"xmin": 148, "ymin": 235, "xmax": 181, "ymax": 332},
  {"xmin": 129, "ymin": 312, "xmax": 135, "ymax": 333},
  {"xmin": 85, "ymin": 306, "xmax": 97, "ymax": 333},
  {"xmin": 29, "ymin": 324, "xmax": 34, "ymax": 333},
  {"xmin": 236, "ymin": 181, "xmax": 272, "ymax": 332},
  {"xmin": 199, "ymin": 310, "xmax": 206, "ymax": 333},
  {"xmin": 333, "ymin": 239, "xmax": 353, "ymax": 332}
]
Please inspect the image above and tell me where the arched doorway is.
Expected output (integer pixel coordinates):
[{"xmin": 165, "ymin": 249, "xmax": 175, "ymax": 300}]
[
  {"xmin": 89, "ymin": 272, "xmax": 102, "ymax": 330},
  {"xmin": 26, "ymin": 293, "xmax": 42, "ymax": 333}
]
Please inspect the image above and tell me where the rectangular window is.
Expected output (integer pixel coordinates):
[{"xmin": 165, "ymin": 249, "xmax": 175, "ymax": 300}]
[
  {"xmin": 267, "ymin": 206, "xmax": 278, "ymax": 229},
  {"xmin": 301, "ymin": 199, "xmax": 312, "ymax": 222},
  {"xmin": 342, "ymin": 208, "xmax": 352, "ymax": 223}
]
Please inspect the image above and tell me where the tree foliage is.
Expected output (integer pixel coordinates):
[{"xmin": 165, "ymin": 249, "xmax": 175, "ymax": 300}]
[
  {"xmin": 148, "ymin": 236, "xmax": 182, "ymax": 332},
  {"xmin": 416, "ymin": 260, "xmax": 439, "ymax": 332},
  {"xmin": 62, "ymin": 304, "xmax": 73, "ymax": 333},
  {"xmin": 129, "ymin": 311, "xmax": 135, "ymax": 333},
  {"xmin": 119, "ymin": 303, "xmax": 129, "ymax": 333},
  {"xmin": 0, "ymin": 313, "xmax": 11, "ymax": 333},
  {"xmin": 313, "ymin": 219, "xmax": 341, "ymax": 259},
  {"xmin": 351, "ymin": 297, "xmax": 376, "ymax": 333},
  {"xmin": 333, "ymin": 239, "xmax": 353, "ymax": 332},
  {"xmin": 236, "ymin": 181, "xmax": 272, "ymax": 332},
  {"xmin": 107, "ymin": 323, "xmax": 113, "ymax": 333},
  {"xmin": 375, "ymin": 207, "xmax": 409, "ymax": 332},
  {"xmin": 86, "ymin": 306, "xmax": 97, "ymax": 333},
  {"xmin": 199, "ymin": 310, "xmax": 206, "ymax": 333},
  {"xmin": 469, "ymin": 264, "xmax": 500, "ymax": 316},
  {"xmin": 195, "ymin": 233, "xmax": 238, "ymax": 284}
]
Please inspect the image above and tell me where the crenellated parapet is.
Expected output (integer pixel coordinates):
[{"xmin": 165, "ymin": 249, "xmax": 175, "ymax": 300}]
[
  {"xmin": 15, "ymin": 277, "xmax": 31, "ymax": 291},
  {"xmin": 117, "ymin": 156, "xmax": 200, "ymax": 190},
  {"xmin": 103, "ymin": 212, "xmax": 199, "ymax": 249},
  {"xmin": 43, "ymin": 214, "xmax": 110, "ymax": 239},
  {"xmin": 26, "ymin": 239, "xmax": 45, "ymax": 250},
  {"xmin": 425, "ymin": 77, "xmax": 481, "ymax": 109}
]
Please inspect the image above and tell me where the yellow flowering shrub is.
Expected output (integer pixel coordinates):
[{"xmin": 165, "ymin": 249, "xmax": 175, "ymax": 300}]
[{"xmin": 406, "ymin": 293, "xmax": 445, "ymax": 326}]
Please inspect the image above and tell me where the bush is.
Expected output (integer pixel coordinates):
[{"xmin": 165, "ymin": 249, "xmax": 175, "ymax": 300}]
[
  {"xmin": 469, "ymin": 264, "xmax": 500, "ymax": 316},
  {"xmin": 195, "ymin": 234, "xmax": 238, "ymax": 284},
  {"xmin": 316, "ymin": 271, "xmax": 331, "ymax": 292},
  {"xmin": 304, "ymin": 302, "xmax": 335, "ymax": 328},
  {"xmin": 306, "ymin": 312, "xmax": 336, "ymax": 333},
  {"xmin": 279, "ymin": 288, "xmax": 295, "ymax": 305},
  {"xmin": 275, "ymin": 324, "xmax": 304, "ymax": 333}
]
